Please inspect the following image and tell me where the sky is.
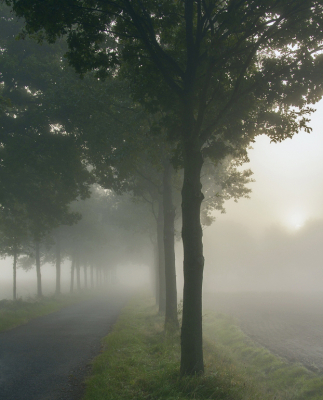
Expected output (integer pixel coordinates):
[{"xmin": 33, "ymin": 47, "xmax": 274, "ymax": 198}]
[
  {"xmin": 201, "ymin": 99, "xmax": 323, "ymax": 293},
  {"xmin": 213, "ymin": 99, "xmax": 323, "ymax": 233}
]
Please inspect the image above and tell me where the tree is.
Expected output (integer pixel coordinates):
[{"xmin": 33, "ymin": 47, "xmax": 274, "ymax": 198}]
[
  {"xmin": 0, "ymin": 205, "xmax": 29, "ymax": 300},
  {"xmin": 7, "ymin": 0, "xmax": 323, "ymax": 374},
  {"xmin": 0, "ymin": 6, "xmax": 94, "ymax": 296}
]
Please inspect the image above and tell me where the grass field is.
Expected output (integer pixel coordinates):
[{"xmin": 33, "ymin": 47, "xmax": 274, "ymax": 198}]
[
  {"xmin": 83, "ymin": 295, "xmax": 323, "ymax": 400},
  {"xmin": 0, "ymin": 292, "xmax": 93, "ymax": 332}
]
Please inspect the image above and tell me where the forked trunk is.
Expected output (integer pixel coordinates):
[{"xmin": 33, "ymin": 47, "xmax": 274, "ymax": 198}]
[
  {"xmin": 35, "ymin": 241, "xmax": 42, "ymax": 298},
  {"xmin": 157, "ymin": 197, "xmax": 166, "ymax": 313},
  {"xmin": 180, "ymin": 140, "xmax": 205, "ymax": 375},
  {"xmin": 13, "ymin": 248, "xmax": 17, "ymax": 301},
  {"xmin": 163, "ymin": 160, "xmax": 178, "ymax": 328},
  {"xmin": 55, "ymin": 238, "xmax": 61, "ymax": 295}
]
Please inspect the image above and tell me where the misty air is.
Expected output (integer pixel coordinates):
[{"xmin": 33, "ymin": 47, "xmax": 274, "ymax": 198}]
[{"xmin": 1, "ymin": 2, "xmax": 323, "ymax": 400}]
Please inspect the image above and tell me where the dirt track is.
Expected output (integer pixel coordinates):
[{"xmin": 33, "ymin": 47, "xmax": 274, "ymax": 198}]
[
  {"xmin": 203, "ymin": 292, "xmax": 323, "ymax": 373},
  {"xmin": 0, "ymin": 293, "xmax": 127, "ymax": 400}
]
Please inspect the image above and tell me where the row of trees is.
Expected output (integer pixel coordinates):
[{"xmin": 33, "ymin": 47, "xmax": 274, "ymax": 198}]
[
  {"xmin": 3, "ymin": 0, "xmax": 323, "ymax": 375},
  {"xmin": 8, "ymin": 187, "xmax": 154, "ymax": 298},
  {"xmin": 0, "ymin": 1, "xmax": 253, "ymax": 308}
]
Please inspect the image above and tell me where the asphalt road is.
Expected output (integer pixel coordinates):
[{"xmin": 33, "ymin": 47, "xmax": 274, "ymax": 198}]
[{"xmin": 0, "ymin": 294, "xmax": 127, "ymax": 400}]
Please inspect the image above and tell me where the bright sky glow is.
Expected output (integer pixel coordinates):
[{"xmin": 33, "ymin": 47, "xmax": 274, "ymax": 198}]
[{"xmin": 212, "ymin": 99, "xmax": 323, "ymax": 233}]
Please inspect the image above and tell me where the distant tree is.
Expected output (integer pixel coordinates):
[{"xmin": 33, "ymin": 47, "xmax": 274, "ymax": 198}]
[
  {"xmin": 0, "ymin": 205, "xmax": 29, "ymax": 300},
  {"xmin": 0, "ymin": 6, "xmax": 93, "ymax": 296}
]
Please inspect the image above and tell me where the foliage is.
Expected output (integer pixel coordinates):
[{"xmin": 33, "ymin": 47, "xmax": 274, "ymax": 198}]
[
  {"xmin": 8, "ymin": 0, "xmax": 323, "ymax": 150},
  {"xmin": 0, "ymin": 3, "xmax": 93, "ymax": 243}
]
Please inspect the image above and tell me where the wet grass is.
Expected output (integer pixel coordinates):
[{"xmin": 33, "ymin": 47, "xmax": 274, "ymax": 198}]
[
  {"xmin": 83, "ymin": 296, "xmax": 269, "ymax": 400},
  {"xmin": 203, "ymin": 312, "xmax": 323, "ymax": 400},
  {"xmin": 0, "ymin": 292, "xmax": 93, "ymax": 332}
]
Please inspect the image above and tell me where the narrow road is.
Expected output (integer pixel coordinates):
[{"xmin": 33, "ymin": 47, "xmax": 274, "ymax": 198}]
[{"xmin": 0, "ymin": 293, "xmax": 127, "ymax": 400}]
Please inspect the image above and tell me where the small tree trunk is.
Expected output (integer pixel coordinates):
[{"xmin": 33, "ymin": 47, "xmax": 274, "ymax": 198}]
[
  {"xmin": 154, "ymin": 242, "xmax": 159, "ymax": 305},
  {"xmin": 35, "ymin": 241, "xmax": 42, "ymax": 298},
  {"xmin": 70, "ymin": 258, "xmax": 75, "ymax": 293},
  {"xmin": 96, "ymin": 266, "xmax": 99, "ymax": 287},
  {"xmin": 13, "ymin": 248, "xmax": 17, "ymax": 301},
  {"xmin": 163, "ymin": 160, "xmax": 179, "ymax": 328},
  {"xmin": 180, "ymin": 139, "xmax": 205, "ymax": 375},
  {"xmin": 84, "ymin": 264, "xmax": 88, "ymax": 289},
  {"xmin": 111, "ymin": 266, "xmax": 117, "ymax": 286},
  {"xmin": 90, "ymin": 265, "xmax": 94, "ymax": 288},
  {"xmin": 76, "ymin": 257, "xmax": 81, "ymax": 290},
  {"xmin": 157, "ymin": 197, "xmax": 166, "ymax": 313},
  {"xmin": 55, "ymin": 237, "xmax": 61, "ymax": 295}
]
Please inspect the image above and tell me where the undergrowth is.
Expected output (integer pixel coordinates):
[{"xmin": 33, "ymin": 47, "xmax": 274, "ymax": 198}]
[{"xmin": 84, "ymin": 296, "xmax": 323, "ymax": 400}]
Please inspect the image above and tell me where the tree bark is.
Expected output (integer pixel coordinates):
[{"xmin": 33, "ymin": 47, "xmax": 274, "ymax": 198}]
[
  {"xmin": 163, "ymin": 160, "xmax": 178, "ymax": 328},
  {"xmin": 180, "ymin": 139, "xmax": 205, "ymax": 375},
  {"xmin": 157, "ymin": 196, "xmax": 166, "ymax": 313},
  {"xmin": 13, "ymin": 248, "xmax": 17, "ymax": 301},
  {"xmin": 35, "ymin": 241, "xmax": 42, "ymax": 298},
  {"xmin": 70, "ymin": 258, "xmax": 75, "ymax": 293},
  {"xmin": 55, "ymin": 237, "xmax": 61, "ymax": 295}
]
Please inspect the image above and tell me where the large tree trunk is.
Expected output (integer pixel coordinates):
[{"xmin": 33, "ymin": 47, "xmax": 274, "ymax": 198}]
[
  {"xmin": 55, "ymin": 237, "xmax": 61, "ymax": 295},
  {"xmin": 157, "ymin": 197, "xmax": 166, "ymax": 313},
  {"xmin": 180, "ymin": 139, "xmax": 205, "ymax": 375},
  {"xmin": 163, "ymin": 160, "xmax": 178, "ymax": 328},
  {"xmin": 70, "ymin": 258, "xmax": 75, "ymax": 293},
  {"xmin": 35, "ymin": 241, "xmax": 42, "ymax": 298},
  {"xmin": 13, "ymin": 248, "xmax": 17, "ymax": 301}
]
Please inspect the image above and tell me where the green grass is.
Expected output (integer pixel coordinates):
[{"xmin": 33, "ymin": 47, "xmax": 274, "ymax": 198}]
[
  {"xmin": 0, "ymin": 292, "xmax": 94, "ymax": 332},
  {"xmin": 203, "ymin": 312, "xmax": 323, "ymax": 400},
  {"xmin": 83, "ymin": 296, "xmax": 269, "ymax": 400},
  {"xmin": 83, "ymin": 296, "xmax": 323, "ymax": 400}
]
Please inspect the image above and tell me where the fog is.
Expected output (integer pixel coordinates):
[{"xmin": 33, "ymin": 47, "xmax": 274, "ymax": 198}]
[
  {"xmin": 1, "ymin": 101, "xmax": 323, "ymax": 301},
  {"xmin": 0, "ymin": 258, "xmax": 151, "ymax": 300}
]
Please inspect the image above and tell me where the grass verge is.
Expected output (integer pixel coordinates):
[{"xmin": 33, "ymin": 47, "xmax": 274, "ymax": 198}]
[
  {"xmin": 203, "ymin": 312, "xmax": 323, "ymax": 400},
  {"xmin": 84, "ymin": 296, "xmax": 268, "ymax": 400},
  {"xmin": 0, "ymin": 292, "xmax": 94, "ymax": 332},
  {"xmin": 84, "ymin": 296, "xmax": 323, "ymax": 400}
]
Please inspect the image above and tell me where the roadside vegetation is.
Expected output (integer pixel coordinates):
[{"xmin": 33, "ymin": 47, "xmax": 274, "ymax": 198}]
[
  {"xmin": 83, "ymin": 295, "xmax": 323, "ymax": 400},
  {"xmin": 0, "ymin": 292, "xmax": 95, "ymax": 332}
]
